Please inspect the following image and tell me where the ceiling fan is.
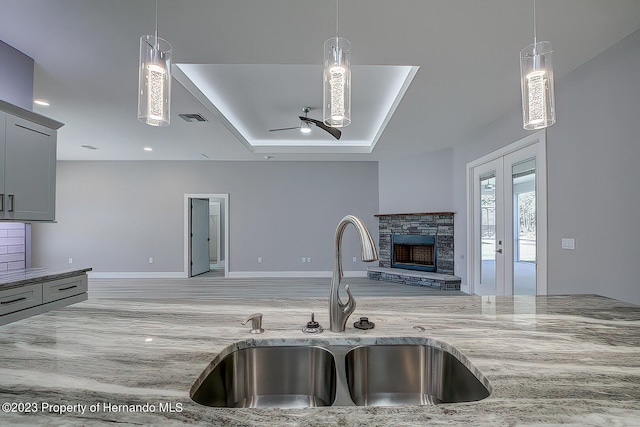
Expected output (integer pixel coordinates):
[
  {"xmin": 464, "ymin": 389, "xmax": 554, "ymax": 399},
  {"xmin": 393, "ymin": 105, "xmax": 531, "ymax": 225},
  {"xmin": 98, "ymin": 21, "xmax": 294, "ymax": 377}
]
[{"xmin": 269, "ymin": 107, "xmax": 341, "ymax": 140}]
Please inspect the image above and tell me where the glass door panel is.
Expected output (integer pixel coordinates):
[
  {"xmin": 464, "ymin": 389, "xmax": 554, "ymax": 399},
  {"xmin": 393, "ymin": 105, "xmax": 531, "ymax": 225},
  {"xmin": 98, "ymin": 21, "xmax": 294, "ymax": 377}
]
[
  {"xmin": 512, "ymin": 159, "xmax": 536, "ymax": 295},
  {"xmin": 480, "ymin": 173, "xmax": 497, "ymax": 290},
  {"xmin": 473, "ymin": 157, "xmax": 503, "ymax": 296}
]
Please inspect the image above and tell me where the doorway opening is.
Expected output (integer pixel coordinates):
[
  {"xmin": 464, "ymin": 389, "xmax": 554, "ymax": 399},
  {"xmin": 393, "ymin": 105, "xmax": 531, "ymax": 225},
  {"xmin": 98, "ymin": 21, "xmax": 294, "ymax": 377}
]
[{"xmin": 184, "ymin": 194, "xmax": 229, "ymax": 278}]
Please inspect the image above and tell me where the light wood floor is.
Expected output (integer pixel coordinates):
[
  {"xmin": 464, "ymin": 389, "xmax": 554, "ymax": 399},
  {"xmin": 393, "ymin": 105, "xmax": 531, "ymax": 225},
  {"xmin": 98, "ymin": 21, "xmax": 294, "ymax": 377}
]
[{"xmin": 89, "ymin": 275, "xmax": 465, "ymax": 299}]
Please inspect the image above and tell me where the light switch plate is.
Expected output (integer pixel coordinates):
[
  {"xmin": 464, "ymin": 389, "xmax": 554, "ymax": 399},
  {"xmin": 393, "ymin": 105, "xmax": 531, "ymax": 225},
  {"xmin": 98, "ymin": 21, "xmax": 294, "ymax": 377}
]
[{"xmin": 561, "ymin": 238, "xmax": 575, "ymax": 250}]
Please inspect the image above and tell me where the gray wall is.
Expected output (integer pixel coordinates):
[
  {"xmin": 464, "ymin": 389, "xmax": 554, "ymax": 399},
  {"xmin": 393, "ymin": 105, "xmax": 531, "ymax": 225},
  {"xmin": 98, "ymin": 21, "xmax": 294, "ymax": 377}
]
[
  {"xmin": 31, "ymin": 161, "xmax": 379, "ymax": 275},
  {"xmin": 452, "ymin": 29, "xmax": 640, "ymax": 305},
  {"xmin": 0, "ymin": 40, "xmax": 34, "ymax": 110},
  {"xmin": 378, "ymin": 148, "xmax": 453, "ymax": 214}
]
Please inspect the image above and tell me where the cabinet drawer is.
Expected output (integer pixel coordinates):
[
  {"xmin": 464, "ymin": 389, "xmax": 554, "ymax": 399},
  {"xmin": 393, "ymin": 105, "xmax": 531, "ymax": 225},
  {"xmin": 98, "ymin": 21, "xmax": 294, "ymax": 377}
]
[
  {"xmin": 43, "ymin": 275, "xmax": 87, "ymax": 303},
  {"xmin": 0, "ymin": 283, "xmax": 43, "ymax": 316}
]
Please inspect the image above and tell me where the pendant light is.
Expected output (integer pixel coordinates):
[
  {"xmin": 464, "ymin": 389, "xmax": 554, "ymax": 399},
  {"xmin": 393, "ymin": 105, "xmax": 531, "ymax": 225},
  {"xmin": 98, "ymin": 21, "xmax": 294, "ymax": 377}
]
[
  {"xmin": 138, "ymin": 0, "xmax": 172, "ymax": 126},
  {"xmin": 323, "ymin": 0, "xmax": 351, "ymax": 128},
  {"xmin": 520, "ymin": 0, "xmax": 555, "ymax": 130}
]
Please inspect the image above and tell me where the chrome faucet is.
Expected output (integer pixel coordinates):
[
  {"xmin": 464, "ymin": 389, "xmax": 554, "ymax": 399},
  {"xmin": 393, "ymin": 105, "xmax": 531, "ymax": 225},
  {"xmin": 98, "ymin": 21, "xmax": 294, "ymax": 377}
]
[{"xmin": 330, "ymin": 215, "xmax": 379, "ymax": 332}]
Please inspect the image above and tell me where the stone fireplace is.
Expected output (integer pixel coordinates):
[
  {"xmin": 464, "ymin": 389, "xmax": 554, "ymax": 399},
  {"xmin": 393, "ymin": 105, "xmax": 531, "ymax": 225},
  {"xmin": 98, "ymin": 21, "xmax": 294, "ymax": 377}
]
[{"xmin": 368, "ymin": 212, "xmax": 460, "ymax": 290}]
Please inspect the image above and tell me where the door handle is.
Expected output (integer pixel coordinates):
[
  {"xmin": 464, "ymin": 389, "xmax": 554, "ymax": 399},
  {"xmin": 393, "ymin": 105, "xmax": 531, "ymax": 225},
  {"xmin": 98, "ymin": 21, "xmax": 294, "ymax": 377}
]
[
  {"xmin": 495, "ymin": 249, "xmax": 503, "ymax": 253},
  {"xmin": 0, "ymin": 194, "xmax": 3, "ymax": 212},
  {"xmin": 8, "ymin": 195, "xmax": 14, "ymax": 212}
]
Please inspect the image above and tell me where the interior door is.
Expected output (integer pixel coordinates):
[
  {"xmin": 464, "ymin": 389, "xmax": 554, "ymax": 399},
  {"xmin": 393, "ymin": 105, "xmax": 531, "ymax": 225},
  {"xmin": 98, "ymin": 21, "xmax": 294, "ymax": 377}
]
[
  {"xmin": 190, "ymin": 198, "xmax": 210, "ymax": 277},
  {"xmin": 469, "ymin": 132, "xmax": 547, "ymax": 296},
  {"xmin": 209, "ymin": 200, "xmax": 222, "ymax": 269}
]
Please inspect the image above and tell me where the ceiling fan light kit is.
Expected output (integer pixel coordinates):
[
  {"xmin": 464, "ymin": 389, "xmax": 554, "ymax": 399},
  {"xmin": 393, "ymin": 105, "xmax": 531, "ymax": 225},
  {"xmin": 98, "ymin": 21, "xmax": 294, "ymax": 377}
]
[
  {"xmin": 269, "ymin": 107, "xmax": 342, "ymax": 140},
  {"xmin": 138, "ymin": 0, "xmax": 172, "ymax": 127}
]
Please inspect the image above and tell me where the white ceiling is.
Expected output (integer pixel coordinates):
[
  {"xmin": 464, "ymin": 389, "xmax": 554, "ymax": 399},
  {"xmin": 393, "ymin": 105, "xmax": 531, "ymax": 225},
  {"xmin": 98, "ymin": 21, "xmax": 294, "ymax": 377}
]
[{"xmin": 1, "ymin": 0, "xmax": 639, "ymax": 162}]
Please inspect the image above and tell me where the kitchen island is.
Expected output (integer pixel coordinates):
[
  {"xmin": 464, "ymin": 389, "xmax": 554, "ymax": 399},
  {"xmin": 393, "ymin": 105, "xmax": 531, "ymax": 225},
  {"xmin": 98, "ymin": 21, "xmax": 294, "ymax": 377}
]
[{"xmin": 0, "ymin": 294, "xmax": 638, "ymax": 426}]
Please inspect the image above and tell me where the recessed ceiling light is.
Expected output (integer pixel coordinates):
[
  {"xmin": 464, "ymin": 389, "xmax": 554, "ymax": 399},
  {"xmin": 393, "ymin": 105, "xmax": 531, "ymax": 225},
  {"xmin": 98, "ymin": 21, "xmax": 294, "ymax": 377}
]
[
  {"xmin": 143, "ymin": 147, "xmax": 153, "ymax": 151},
  {"xmin": 34, "ymin": 99, "xmax": 50, "ymax": 106}
]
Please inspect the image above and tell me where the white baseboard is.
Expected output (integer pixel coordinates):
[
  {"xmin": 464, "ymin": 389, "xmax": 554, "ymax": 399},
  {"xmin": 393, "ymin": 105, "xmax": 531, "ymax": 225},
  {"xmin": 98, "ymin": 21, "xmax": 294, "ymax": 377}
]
[
  {"xmin": 88, "ymin": 272, "xmax": 187, "ymax": 279},
  {"xmin": 228, "ymin": 271, "xmax": 369, "ymax": 279},
  {"xmin": 88, "ymin": 271, "xmax": 369, "ymax": 280}
]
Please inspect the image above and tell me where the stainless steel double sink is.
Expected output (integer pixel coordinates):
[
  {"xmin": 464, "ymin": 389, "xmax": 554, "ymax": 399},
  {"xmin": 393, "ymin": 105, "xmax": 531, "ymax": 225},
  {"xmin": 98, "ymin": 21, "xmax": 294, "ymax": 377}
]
[{"xmin": 191, "ymin": 338, "xmax": 491, "ymax": 408}]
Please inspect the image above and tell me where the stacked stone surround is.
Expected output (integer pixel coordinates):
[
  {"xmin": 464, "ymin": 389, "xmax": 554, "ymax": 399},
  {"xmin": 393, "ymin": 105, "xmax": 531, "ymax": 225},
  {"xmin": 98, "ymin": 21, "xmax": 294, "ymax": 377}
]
[{"xmin": 368, "ymin": 212, "xmax": 460, "ymax": 290}]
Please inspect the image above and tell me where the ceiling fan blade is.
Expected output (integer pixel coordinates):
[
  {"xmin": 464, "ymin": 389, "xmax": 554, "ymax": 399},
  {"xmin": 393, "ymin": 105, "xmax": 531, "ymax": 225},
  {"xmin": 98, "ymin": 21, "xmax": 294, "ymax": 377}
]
[
  {"xmin": 269, "ymin": 126, "xmax": 300, "ymax": 132},
  {"xmin": 299, "ymin": 117, "xmax": 342, "ymax": 140}
]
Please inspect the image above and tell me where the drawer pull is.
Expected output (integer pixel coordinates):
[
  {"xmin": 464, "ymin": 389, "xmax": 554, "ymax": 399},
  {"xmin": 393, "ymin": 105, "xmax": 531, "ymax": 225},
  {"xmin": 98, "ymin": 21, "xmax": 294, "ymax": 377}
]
[
  {"xmin": 59, "ymin": 285, "xmax": 78, "ymax": 291},
  {"xmin": 1, "ymin": 296, "xmax": 27, "ymax": 305}
]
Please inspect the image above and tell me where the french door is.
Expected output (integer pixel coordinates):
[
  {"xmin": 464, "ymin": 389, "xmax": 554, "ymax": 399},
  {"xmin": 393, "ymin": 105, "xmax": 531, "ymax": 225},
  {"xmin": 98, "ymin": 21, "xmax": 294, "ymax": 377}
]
[{"xmin": 468, "ymin": 131, "xmax": 547, "ymax": 296}]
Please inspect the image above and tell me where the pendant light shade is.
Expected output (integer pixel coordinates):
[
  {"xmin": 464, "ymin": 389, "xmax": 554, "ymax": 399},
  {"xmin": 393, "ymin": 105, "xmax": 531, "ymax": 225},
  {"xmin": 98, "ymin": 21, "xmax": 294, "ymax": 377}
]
[
  {"xmin": 520, "ymin": 41, "xmax": 555, "ymax": 130},
  {"xmin": 520, "ymin": 1, "xmax": 555, "ymax": 130},
  {"xmin": 323, "ymin": 37, "xmax": 351, "ymax": 128},
  {"xmin": 138, "ymin": 35, "xmax": 171, "ymax": 127},
  {"xmin": 138, "ymin": 1, "xmax": 171, "ymax": 127}
]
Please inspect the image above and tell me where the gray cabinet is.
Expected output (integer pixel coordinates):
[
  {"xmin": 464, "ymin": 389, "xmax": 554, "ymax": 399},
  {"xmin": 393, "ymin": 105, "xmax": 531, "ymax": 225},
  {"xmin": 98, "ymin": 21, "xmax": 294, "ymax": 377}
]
[
  {"xmin": 0, "ymin": 101, "xmax": 63, "ymax": 222},
  {"xmin": 0, "ymin": 270, "xmax": 89, "ymax": 326},
  {"xmin": 0, "ymin": 283, "xmax": 42, "ymax": 317}
]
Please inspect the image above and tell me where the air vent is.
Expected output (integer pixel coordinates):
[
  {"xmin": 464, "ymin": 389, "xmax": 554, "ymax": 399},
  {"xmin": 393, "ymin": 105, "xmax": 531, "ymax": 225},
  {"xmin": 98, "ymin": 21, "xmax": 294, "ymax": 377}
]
[
  {"xmin": 81, "ymin": 145, "xmax": 99, "ymax": 150},
  {"xmin": 179, "ymin": 113, "xmax": 208, "ymax": 122}
]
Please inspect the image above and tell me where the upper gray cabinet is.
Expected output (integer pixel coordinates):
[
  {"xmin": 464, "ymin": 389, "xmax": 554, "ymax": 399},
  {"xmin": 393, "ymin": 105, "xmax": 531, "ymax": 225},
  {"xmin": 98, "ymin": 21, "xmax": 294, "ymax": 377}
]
[{"xmin": 0, "ymin": 100, "xmax": 64, "ymax": 222}]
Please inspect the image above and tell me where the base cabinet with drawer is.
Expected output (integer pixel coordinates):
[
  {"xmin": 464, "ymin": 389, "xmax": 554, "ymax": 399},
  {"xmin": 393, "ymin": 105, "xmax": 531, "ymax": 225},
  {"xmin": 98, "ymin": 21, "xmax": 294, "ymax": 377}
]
[{"xmin": 0, "ymin": 272, "xmax": 88, "ymax": 326}]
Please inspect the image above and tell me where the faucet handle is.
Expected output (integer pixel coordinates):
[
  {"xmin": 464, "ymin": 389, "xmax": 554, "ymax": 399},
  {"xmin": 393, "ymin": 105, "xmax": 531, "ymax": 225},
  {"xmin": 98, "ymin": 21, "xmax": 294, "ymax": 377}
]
[
  {"xmin": 241, "ymin": 313, "xmax": 264, "ymax": 334},
  {"xmin": 342, "ymin": 284, "xmax": 356, "ymax": 315}
]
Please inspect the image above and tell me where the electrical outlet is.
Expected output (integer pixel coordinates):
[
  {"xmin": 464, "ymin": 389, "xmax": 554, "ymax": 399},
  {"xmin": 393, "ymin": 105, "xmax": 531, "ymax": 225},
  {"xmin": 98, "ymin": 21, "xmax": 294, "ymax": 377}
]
[
  {"xmin": 307, "ymin": 257, "xmax": 312, "ymax": 263},
  {"xmin": 68, "ymin": 258, "xmax": 73, "ymax": 264},
  {"xmin": 257, "ymin": 257, "xmax": 263, "ymax": 263},
  {"xmin": 302, "ymin": 257, "xmax": 307, "ymax": 263},
  {"xmin": 561, "ymin": 238, "xmax": 575, "ymax": 250},
  {"xmin": 149, "ymin": 258, "xmax": 154, "ymax": 264},
  {"xmin": 352, "ymin": 257, "xmax": 357, "ymax": 263}
]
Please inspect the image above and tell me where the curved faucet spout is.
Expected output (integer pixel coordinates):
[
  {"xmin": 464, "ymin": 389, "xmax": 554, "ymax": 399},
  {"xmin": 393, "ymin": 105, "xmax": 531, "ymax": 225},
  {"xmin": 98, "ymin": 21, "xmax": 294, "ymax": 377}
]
[{"xmin": 330, "ymin": 215, "xmax": 379, "ymax": 332}]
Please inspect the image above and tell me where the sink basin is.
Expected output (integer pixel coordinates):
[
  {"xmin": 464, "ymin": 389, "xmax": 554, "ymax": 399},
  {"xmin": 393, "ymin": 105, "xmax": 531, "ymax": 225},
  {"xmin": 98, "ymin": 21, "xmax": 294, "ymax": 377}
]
[
  {"xmin": 191, "ymin": 345, "xmax": 336, "ymax": 408},
  {"xmin": 191, "ymin": 339, "xmax": 490, "ymax": 408},
  {"xmin": 345, "ymin": 344, "xmax": 491, "ymax": 406}
]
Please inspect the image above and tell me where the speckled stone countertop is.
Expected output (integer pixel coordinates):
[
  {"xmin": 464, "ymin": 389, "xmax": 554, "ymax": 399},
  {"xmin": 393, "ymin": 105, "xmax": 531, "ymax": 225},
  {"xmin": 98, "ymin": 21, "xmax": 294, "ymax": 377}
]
[
  {"xmin": 0, "ymin": 267, "xmax": 92, "ymax": 290},
  {"xmin": 0, "ymin": 294, "xmax": 638, "ymax": 426}
]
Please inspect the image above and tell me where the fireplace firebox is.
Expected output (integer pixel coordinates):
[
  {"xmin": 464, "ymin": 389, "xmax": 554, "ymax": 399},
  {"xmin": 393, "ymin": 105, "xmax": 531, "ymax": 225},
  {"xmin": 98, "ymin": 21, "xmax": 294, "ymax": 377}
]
[{"xmin": 391, "ymin": 234, "xmax": 436, "ymax": 272}]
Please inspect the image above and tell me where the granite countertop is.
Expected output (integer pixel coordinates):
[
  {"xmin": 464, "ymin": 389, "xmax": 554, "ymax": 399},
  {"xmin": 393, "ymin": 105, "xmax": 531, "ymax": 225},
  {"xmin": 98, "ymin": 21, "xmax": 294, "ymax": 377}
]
[
  {"xmin": 0, "ymin": 267, "xmax": 92, "ymax": 290},
  {"xmin": 0, "ymin": 294, "xmax": 638, "ymax": 426}
]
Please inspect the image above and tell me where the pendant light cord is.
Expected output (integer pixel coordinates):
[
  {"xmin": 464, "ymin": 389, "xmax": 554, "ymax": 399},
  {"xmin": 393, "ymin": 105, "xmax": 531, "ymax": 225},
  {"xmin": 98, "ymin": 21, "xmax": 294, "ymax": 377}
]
[
  {"xmin": 336, "ymin": 0, "xmax": 340, "ymax": 36},
  {"xmin": 533, "ymin": 0, "xmax": 537, "ymax": 44},
  {"xmin": 155, "ymin": 0, "xmax": 159, "ymax": 49},
  {"xmin": 533, "ymin": 0, "xmax": 537, "ymax": 54}
]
